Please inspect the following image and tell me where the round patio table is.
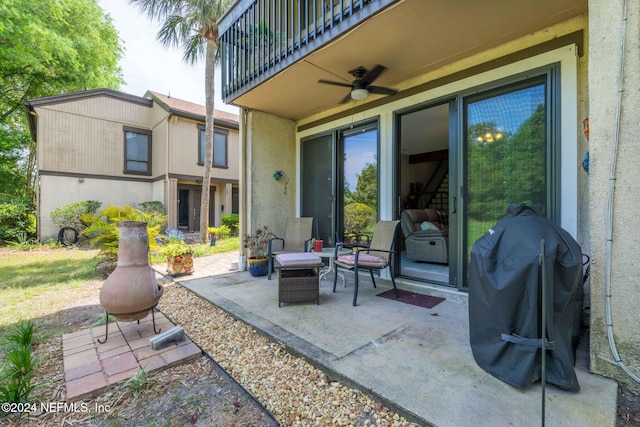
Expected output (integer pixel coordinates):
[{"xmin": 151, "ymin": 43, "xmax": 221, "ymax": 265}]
[{"xmin": 315, "ymin": 247, "xmax": 352, "ymax": 286}]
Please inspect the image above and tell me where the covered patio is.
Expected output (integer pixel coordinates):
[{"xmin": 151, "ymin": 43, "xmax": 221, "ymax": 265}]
[{"xmin": 167, "ymin": 252, "xmax": 617, "ymax": 427}]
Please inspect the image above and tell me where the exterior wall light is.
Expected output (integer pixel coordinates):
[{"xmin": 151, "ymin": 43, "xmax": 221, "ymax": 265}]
[{"xmin": 273, "ymin": 170, "xmax": 289, "ymax": 194}]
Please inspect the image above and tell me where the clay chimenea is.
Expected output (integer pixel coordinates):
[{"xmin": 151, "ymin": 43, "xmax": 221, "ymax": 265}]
[{"xmin": 98, "ymin": 221, "xmax": 164, "ymax": 343}]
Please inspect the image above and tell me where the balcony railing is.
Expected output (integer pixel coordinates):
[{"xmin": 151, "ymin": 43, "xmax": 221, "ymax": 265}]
[{"xmin": 219, "ymin": 0, "xmax": 390, "ymax": 103}]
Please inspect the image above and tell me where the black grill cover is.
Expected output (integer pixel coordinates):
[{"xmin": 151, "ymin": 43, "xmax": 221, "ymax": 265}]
[{"xmin": 468, "ymin": 204, "xmax": 584, "ymax": 391}]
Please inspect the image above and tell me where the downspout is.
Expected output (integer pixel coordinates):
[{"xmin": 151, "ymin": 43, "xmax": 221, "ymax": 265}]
[
  {"xmin": 166, "ymin": 113, "xmax": 171, "ymax": 227},
  {"xmin": 150, "ymin": 109, "xmax": 172, "ymax": 228},
  {"xmin": 598, "ymin": 0, "xmax": 640, "ymax": 383},
  {"xmin": 240, "ymin": 108, "xmax": 249, "ymax": 253}
]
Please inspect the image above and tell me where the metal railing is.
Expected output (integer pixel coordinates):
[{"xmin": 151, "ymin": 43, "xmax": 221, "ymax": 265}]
[{"xmin": 219, "ymin": 0, "xmax": 380, "ymax": 102}]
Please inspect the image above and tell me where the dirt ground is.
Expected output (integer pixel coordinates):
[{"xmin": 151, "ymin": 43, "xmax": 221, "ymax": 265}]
[
  {"xmin": 617, "ymin": 382, "xmax": 640, "ymax": 427},
  {"xmin": 1, "ymin": 278, "xmax": 277, "ymax": 426}
]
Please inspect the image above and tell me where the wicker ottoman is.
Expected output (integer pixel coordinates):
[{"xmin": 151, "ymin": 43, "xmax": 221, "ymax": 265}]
[{"xmin": 274, "ymin": 253, "xmax": 324, "ymax": 307}]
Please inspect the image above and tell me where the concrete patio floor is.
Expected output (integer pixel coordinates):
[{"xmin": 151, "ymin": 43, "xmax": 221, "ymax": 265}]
[{"xmin": 157, "ymin": 251, "xmax": 617, "ymax": 427}]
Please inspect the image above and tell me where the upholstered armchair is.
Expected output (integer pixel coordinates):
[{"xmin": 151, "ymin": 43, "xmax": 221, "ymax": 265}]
[{"xmin": 400, "ymin": 209, "xmax": 449, "ymax": 264}]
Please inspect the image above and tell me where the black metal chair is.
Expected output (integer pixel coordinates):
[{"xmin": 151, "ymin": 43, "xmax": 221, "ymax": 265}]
[{"xmin": 332, "ymin": 221, "xmax": 400, "ymax": 306}]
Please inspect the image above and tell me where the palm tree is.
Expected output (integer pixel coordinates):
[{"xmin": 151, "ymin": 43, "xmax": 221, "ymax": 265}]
[{"xmin": 129, "ymin": 0, "xmax": 232, "ymax": 243}]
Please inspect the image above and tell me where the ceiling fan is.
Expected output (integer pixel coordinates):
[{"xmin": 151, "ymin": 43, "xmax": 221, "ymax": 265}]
[{"xmin": 318, "ymin": 65, "xmax": 397, "ymax": 103}]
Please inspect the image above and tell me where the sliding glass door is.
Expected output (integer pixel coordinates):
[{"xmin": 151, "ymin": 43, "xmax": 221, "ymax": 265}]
[
  {"xmin": 301, "ymin": 120, "xmax": 379, "ymax": 248},
  {"xmin": 462, "ymin": 74, "xmax": 556, "ymax": 289},
  {"xmin": 340, "ymin": 125, "xmax": 379, "ymax": 244},
  {"xmin": 301, "ymin": 133, "xmax": 334, "ymax": 245}
]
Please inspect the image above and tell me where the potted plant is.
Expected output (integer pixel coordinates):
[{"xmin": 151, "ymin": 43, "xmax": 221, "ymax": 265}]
[
  {"xmin": 244, "ymin": 226, "xmax": 274, "ymax": 277},
  {"xmin": 208, "ymin": 226, "xmax": 217, "ymax": 246},
  {"xmin": 157, "ymin": 228, "xmax": 194, "ymax": 276}
]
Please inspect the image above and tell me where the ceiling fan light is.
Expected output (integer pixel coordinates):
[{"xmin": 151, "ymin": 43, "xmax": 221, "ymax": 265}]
[{"xmin": 351, "ymin": 88, "xmax": 368, "ymax": 100}]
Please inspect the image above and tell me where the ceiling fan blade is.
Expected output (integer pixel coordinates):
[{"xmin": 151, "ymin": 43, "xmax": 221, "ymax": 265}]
[
  {"xmin": 361, "ymin": 65, "xmax": 386, "ymax": 86},
  {"xmin": 318, "ymin": 79, "xmax": 352, "ymax": 88},
  {"xmin": 339, "ymin": 92, "xmax": 353, "ymax": 104},
  {"xmin": 368, "ymin": 85, "xmax": 397, "ymax": 95}
]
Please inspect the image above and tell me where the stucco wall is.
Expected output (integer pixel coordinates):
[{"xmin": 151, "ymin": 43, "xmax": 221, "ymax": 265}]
[
  {"xmin": 245, "ymin": 110, "xmax": 296, "ymax": 240},
  {"xmin": 588, "ymin": 0, "xmax": 640, "ymax": 384},
  {"xmin": 39, "ymin": 175, "xmax": 155, "ymax": 241}
]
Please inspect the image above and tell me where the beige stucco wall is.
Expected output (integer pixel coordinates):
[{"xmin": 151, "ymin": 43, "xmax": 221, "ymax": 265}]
[
  {"xmin": 244, "ymin": 110, "xmax": 296, "ymax": 241},
  {"xmin": 39, "ymin": 175, "xmax": 155, "ymax": 241},
  {"xmin": 588, "ymin": 0, "xmax": 640, "ymax": 384}
]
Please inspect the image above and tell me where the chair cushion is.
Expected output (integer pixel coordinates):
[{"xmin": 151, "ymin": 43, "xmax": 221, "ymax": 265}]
[
  {"xmin": 276, "ymin": 252, "xmax": 322, "ymax": 266},
  {"xmin": 337, "ymin": 253, "xmax": 387, "ymax": 268}
]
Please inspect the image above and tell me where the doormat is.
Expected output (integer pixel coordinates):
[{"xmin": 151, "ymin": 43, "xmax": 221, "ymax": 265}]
[{"xmin": 376, "ymin": 289, "xmax": 445, "ymax": 309}]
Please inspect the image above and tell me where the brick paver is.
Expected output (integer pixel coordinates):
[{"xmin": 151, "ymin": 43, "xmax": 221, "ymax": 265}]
[
  {"xmin": 63, "ymin": 253, "xmax": 238, "ymax": 402},
  {"xmin": 62, "ymin": 310, "xmax": 200, "ymax": 402}
]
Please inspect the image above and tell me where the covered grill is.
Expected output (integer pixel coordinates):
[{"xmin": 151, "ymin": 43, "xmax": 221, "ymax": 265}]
[{"xmin": 468, "ymin": 204, "xmax": 584, "ymax": 391}]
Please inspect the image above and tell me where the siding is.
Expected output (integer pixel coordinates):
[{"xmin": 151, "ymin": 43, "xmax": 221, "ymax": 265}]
[
  {"xmin": 167, "ymin": 116, "xmax": 240, "ymax": 182},
  {"xmin": 36, "ymin": 96, "xmax": 153, "ymax": 178}
]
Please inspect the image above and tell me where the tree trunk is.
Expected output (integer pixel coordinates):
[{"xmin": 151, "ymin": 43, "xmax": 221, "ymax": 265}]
[{"xmin": 199, "ymin": 39, "xmax": 217, "ymax": 243}]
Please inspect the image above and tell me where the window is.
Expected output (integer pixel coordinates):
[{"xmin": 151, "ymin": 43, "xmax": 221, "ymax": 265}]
[
  {"xmin": 198, "ymin": 125, "xmax": 228, "ymax": 168},
  {"xmin": 124, "ymin": 127, "xmax": 151, "ymax": 175}
]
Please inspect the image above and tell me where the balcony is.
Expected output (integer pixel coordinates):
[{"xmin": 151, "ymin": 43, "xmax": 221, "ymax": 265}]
[
  {"xmin": 218, "ymin": 0, "xmax": 586, "ymax": 121},
  {"xmin": 219, "ymin": 0, "xmax": 394, "ymax": 103}
]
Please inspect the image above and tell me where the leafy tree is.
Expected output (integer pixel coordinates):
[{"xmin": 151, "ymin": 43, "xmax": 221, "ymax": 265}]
[
  {"xmin": 504, "ymin": 105, "xmax": 546, "ymax": 209},
  {"xmin": 467, "ymin": 121, "xmax": 507, "ymax": 220},
  {"xmin": 0, "ymin": 0, "xmax": 123, "ymax": 205},
  {"xmin": 352, "ymin": 163, "xmax": 378, "ymax": 211},
  {"xmin": 344, "ymin": 203, "xmax": 375, "ymax": 237},
  {"xmin": 0, "ymin": 197, "xmax": 36, "ymax": 243},
  {"xmin": 129, "ymin": 0, "xmax": 233, "ymax": 243},
  {"xmin": 467, "ymin": 104, "xmax": 546, "ymax": 221}
]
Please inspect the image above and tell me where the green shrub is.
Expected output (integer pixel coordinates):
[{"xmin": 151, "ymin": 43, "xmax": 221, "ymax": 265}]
[
  {"xmin": 138, "ymin": 201, "xmax": 164, "ymax": 214},
  {"xmin": 6, "ymin": 232, "xmax": 37, "ymax": 249},
  {"xmin": 221, "ymin": 214, "xmax": 239, "ymax": 234},
  {"xmin": 50, "ymin": 200, "xmax": 102, "ymax": 231},
  {"xmin": 0, "ymin": 197, "xmax": 35, "ymax": 243},
  {"xmin": 216, "ymin": 224, "xmax": 231, "ymax": 238},
  {"xmin": 80, "ymin": 205, "xmax": 167, "ymax": 260},
  {"xmin": 344, "ymin": 202, "xmax": 375, "ymax": 236},
  {"xmin": 0, "ymin": 321, "xmax": 40, "ymax": 405},
  {"xmin": 157, "ymin": 228, "xmax": 192, "ymax": 256}
]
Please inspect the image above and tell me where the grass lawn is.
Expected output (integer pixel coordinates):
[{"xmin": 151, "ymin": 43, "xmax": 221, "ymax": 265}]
[
  {"xmin": 0, "ymin": 236, "xmax": 240, "ymax": 338},
  {"xmin": 0, "ymin": 248, "xmax": 102, "ymax": 338}
]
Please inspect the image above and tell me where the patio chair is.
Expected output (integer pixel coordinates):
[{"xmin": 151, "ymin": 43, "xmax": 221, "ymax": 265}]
[
  {"xmin": 332, "ymin": 220, "xmax": 401, "ymax": 306},
  {"xmin": 267, "ymin": 217, "xmax": 314, "ymax": 280}
]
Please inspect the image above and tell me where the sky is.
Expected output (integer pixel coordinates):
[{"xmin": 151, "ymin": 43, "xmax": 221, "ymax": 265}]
[{"xmin": 98, "ymin": 0, "xmax": 238, "ymax": 114}]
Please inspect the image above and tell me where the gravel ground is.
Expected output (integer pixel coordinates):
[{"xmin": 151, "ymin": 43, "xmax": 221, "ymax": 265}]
[
  {"xmin": 3, "ymin": 277, "xmax": 417, "ymax": 426},
  {"xmin": 157, "ymin": 281, "xmax": 417, "ymax": 426}
]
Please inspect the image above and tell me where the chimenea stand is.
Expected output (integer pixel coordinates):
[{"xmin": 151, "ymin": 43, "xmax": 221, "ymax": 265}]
[{"xmin": 98, "ymin": 222, "xmax": 164, "ymax": 343}]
